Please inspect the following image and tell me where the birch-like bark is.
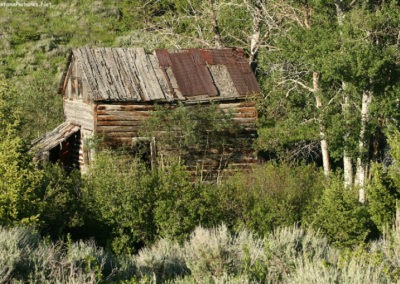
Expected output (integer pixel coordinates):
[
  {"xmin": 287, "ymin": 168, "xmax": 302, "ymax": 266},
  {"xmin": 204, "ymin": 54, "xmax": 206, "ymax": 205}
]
[
  {"xmin": 342, "ymin": 86, "xmax": 353, "ymax": 187},
  {"xmin": 335, "ymin": 1, "xmax": 353, "ymax": 187},
  {"xmin": 313, "ymin": 72, "xmax": 330, "ymax": 177},
  {"xmin": 355, "ymin": 91, "xmax": 372, "ymax": 203},
  {"xmin": 302, "ymin": 6, "xmax": 330, "ymax": 177},
  {"xmin": 249, "ymin": 17, "xmax": 261, "ymax": 69}
]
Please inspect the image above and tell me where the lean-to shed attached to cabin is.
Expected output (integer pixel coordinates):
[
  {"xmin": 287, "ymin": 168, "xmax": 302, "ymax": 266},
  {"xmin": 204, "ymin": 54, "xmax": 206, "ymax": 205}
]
[{"xmin": 32, "ymin": 47, "xmax": 261, "ymax": 177}]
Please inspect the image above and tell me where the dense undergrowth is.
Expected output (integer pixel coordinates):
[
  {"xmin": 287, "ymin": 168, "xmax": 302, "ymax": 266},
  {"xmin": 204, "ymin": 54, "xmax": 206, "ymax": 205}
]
[{"xmin": 2, "ymin": 223, "xmax": 400, "ymax": 283}]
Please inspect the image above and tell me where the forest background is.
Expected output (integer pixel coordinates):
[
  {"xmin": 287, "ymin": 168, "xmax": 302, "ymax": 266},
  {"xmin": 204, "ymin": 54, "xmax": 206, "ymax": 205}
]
[{"xmin": 1, "ymin": 0, "xmax": 400, "ymax": 282}]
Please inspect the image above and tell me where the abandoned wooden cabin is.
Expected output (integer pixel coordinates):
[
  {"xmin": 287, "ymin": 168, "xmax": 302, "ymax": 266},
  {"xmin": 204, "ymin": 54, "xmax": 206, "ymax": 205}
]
[{"xmin": 31, "ymin": 47, "xmax": 261, "ymax": 177}]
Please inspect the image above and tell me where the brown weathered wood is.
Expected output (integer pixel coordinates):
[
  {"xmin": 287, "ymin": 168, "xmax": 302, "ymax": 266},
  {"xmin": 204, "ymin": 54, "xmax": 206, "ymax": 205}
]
[
  {"xmin": 97, "ymin": 113, "xmax": 150, "ymax": 121},
  {"xmin": 96, "ymin": 109, "xmax": 152, "ymax": 115},
  {"xmin": 166, "ymin": 67, "xmax": 185, "ymax": 100},
  {"xmin": 97, "ymin": 104, "xmax": 155, "ymax": 111},
  {"xmin": 97, "ymin": 125, "xmax": 140, "ymax": 132},
  {"xmin": 102, "ymin": 137, "xmax": 134, "ymax": 145},
  {"xmin": 96, "ymin": 120, "xmax": 144, "ymax": 127},
  {"xmin": 113, "ymin": 48, "xmax": 141, "ymax": 101},
  {"xmin": 149, "ymin": 54, "xmax": 174, "ymax": 100},
  {"xmin": 64, "ymin": 100, "xmax": 94, "ymax": 131},
  {"xmin": 132, "ymin": 48, "xmax": 166, "ymax": 101},
  {"xmin": 209, "ymin": 65, "xmax": 239, "ymax": 98},
  {"xmin": 98, "ymin": 131, "xmax": 138, "ymax": 137}
]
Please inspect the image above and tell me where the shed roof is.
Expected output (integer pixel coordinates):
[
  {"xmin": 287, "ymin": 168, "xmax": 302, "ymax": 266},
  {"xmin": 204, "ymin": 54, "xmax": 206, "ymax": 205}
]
[
  {"xmin": 31, "ymin": 122, "xmax": 80, "ymax": 157},
  {"xmin": 59, "ymin": 47, "xmax": 261, "ymax": 102}
]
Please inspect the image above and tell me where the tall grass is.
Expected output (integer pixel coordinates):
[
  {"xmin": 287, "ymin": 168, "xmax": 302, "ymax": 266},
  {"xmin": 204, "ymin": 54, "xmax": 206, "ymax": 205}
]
[
  {"xmin": 1, "ymin": 224, "xmax": 400, "ymax": 283},
  {"xmin": 0, "ymin": 226, "xmax": 135, "ymax": 283}
]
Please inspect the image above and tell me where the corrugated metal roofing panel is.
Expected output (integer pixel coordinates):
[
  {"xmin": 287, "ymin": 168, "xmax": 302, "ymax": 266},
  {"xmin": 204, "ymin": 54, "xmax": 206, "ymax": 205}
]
[
  {"xmin": 155, "ymin": 49, "xmax": 172, "ymax": 67},
  {"xmin": 169, "ymin": 51, "xmax": 218, "ymax": 97}
]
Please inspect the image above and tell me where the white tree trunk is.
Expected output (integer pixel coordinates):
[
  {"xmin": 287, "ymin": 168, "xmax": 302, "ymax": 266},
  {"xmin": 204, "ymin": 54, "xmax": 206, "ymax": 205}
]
[
  {"xmin": 313, "ymin": 72, "xmax": 330, "ymax": 177},
  {"xmin": 249, "ymin": 17, "xmax": 261, "ymax": 66},
  {"xmin": 342, "ymin": 86, "xmax": 353, "ymax": 187},
  {"xmin": 343, "ymin": 153, "xmax": 353, "ymax": 187},
  {"xmin": 355, "ymin": 91, "xmax": 372, "ymax": 203},
  {"xmin": 335, "ymin": 1, "xmax": 355, "ymax": 188}
]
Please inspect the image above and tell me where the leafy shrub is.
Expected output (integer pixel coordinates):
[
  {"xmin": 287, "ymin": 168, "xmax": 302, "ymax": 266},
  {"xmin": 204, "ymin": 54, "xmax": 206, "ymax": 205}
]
[
  {"xmin": 153, "ymin": 161, "xmax": 222, "ymax": 242},
  {"xmin": 0, "ymin": 79, "xmax": 42, "ymax": 226},
  {"xmin": 367, "ymin": 164, "xmax": 400, "ymax": 234},
  {"xmin": 217, "ymin": 163, "xmax": 324, "ymax": 235},
  {"xmin": 310, "ymin": 176, "xmax": 372, "ymax": 247},
  {"xmin": 82, "ymin": 150, "xmax": 156, "ymax": 254},
  {"xmin": 37, "ymin": 164, "xmax": 83, "ymax": 238}
]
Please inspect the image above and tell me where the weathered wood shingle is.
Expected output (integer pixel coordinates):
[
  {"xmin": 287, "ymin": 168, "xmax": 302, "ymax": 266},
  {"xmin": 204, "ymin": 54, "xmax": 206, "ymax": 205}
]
[{"xmin": 61, "ymin": 47, "xmax": 260, "ymax": 103}]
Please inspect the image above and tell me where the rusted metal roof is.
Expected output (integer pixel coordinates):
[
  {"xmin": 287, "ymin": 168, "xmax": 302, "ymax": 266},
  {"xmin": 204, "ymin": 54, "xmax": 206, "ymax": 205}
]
[
  {"xmin": 61, "ymin": 47, "xmax": 261, "ymax": 102},
  {"xmin": 156, "ymin": 48, "xmax": 260, "ymax": 98},
  {"xmin": 168, "ymin": 51, "xmax": 218, "ymax": 97}
]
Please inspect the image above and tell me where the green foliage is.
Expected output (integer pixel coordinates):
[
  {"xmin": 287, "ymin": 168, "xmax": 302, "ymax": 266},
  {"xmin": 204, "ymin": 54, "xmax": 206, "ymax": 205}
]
[
  {"xmin": 17, "ymin": 70, "xmax": 63, "ymax": 139},
  {"xmin": 310, "ymin": 176, "xmax": 372, "ymax": 247},
  {"xmin": 0, "ymin": 80, "xmax": 42, "ymax": 226},
  {"xmin": 368, "ymin": 164, "xmax": 400, "ymax": 234},
  {"xmin": 388, "ymin": 130, "xmax": 400, "ymax": 187},
  {"xmin": 153, "ymin": 162, "xmax": 221, "ymax": 242},
  {"xmin": 141, "ymin": 103, "xmax": 235, "ymax": 163},
  {"xmin": 82, "ymin": 150, "xmax": 156, "ymax": 254},
  {"xmin": 81, "ymin": 150, "xmax": 223, "ymax": 254},
  {"xmin": 367, "ymin": 130, "xmax": 400, "ymax": 234},
  {"xmin": 36, "ymin": 164, "xmax": 83, "ymax": 238},
  {"xmin": 218, "ymin": 163, "xmax": 324, "ymax": 235}
]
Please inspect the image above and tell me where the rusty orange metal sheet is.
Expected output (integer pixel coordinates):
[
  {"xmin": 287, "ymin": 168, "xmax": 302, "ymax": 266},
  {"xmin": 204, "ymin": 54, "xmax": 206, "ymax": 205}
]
[
  {"xmin": 155, "ymin": 48, "xmax": 261, "ymax": 97},
  {"xmin": 169, "ymin": 51, "xmax": 218, "ymax": 97}
]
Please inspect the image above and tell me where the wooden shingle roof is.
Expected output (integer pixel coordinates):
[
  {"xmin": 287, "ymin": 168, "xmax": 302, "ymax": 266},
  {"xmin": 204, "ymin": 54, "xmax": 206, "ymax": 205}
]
[
  {"xmin": 30, "ymin": 122, "xmax": 80, "ymax": 159},
  {"xmin": 60, "ymin": 47, "xmax": 261, "ymax": 102}
]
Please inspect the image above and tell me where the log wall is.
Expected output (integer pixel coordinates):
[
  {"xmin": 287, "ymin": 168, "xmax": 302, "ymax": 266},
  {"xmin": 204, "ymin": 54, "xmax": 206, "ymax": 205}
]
[
  {"xmin": 95, "ymin": 104, "xmax": 153, "ymax": 145},
  {"xmin": 63, "ymin": 100, "xmax": 94, "ymax": 131},
  {"xmin": 94, "ymin": 100, "xmax": 258, "ymax": 177}
]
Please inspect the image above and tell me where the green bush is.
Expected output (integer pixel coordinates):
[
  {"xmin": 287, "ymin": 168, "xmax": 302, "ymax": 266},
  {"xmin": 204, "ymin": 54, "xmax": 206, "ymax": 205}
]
[
  {"xmin": 368, "ymin": 164, "xmax": 400, "ymax": 234},
  {"xmin": 153, "ymin": 161, "xmax": 222, "ymax": 242},
  {"xmin": 217, "ymin": 163, "xmax": 324, "ymax": 235},
  {"xmin": 82, "ymin": 150, "xmax": 224, "ymax": 254},
  {"xmin": 37, "ymin": 164, "xmax": 83, "ymax": 238},
  {"xmin": 0, "ymin": 79, "xmax": 42, "ymax": 226},
  {"xmin": 310, "ymin": 176, "xmax": 372, "ymax": 247},
  {"xmin": 82, "ymin": 150, "xmax": 156, "ymax": 254}
]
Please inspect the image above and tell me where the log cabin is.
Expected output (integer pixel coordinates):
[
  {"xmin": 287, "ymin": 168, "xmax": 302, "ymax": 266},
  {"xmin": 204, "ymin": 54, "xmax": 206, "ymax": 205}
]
[{"xmin": 31, "ymin": 47, "xmax": 261, "ymax": 178}]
